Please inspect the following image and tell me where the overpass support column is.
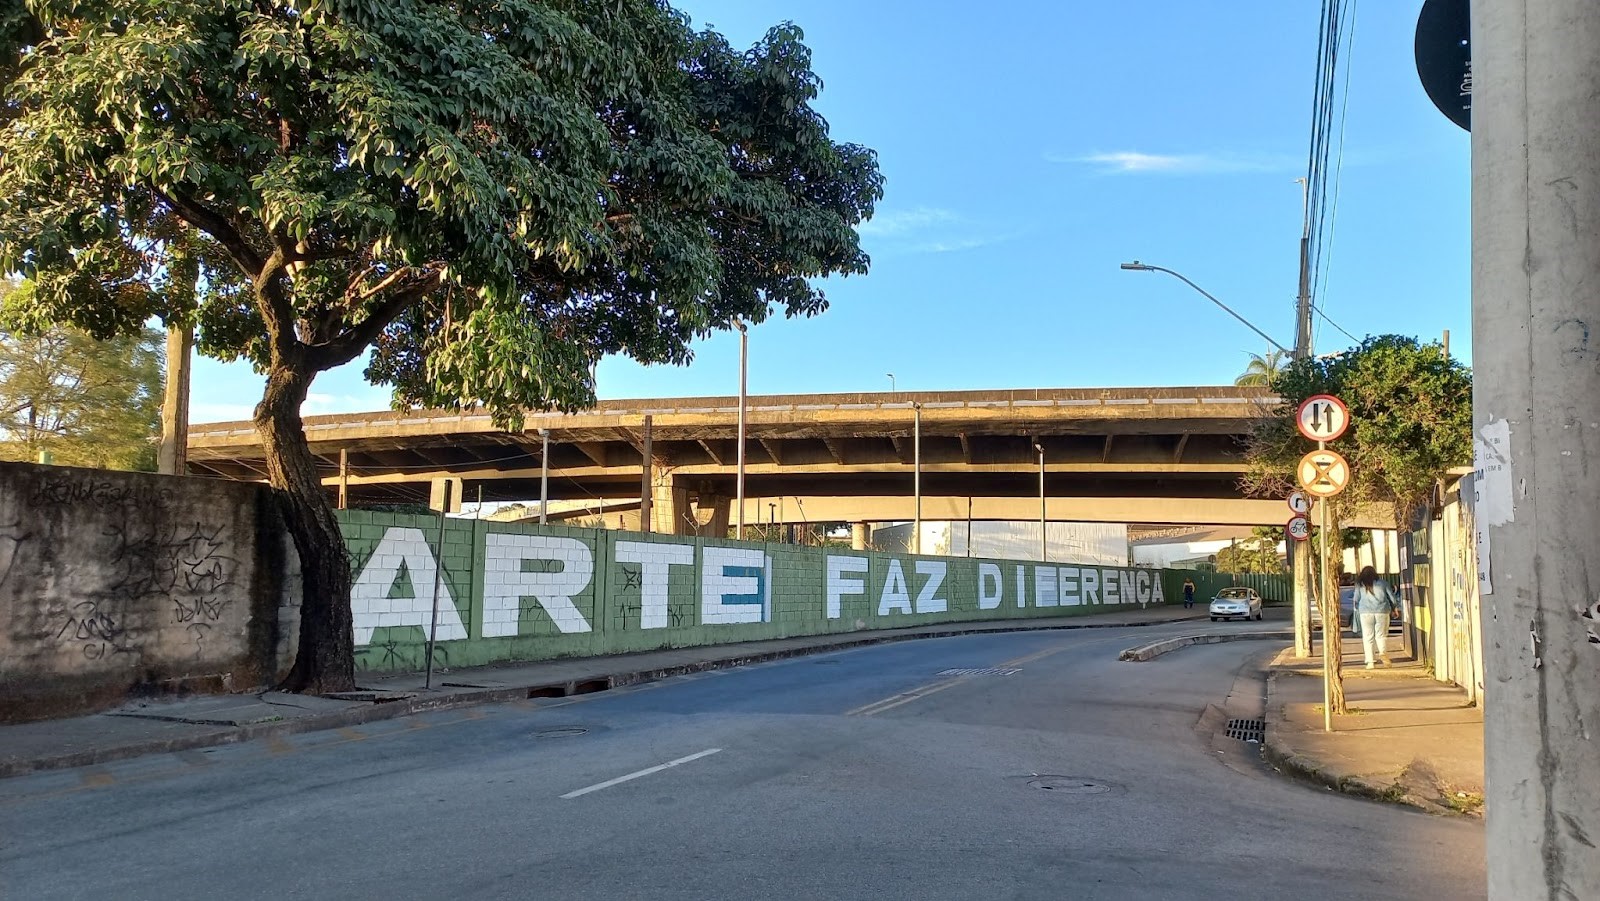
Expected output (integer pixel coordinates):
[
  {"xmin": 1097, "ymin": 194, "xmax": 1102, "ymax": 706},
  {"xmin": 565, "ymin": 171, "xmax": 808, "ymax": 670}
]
[
  {"xmin": 691, "ymin": 482, "xmax": 731, "ymax": 539},
  {"xmin": 1473, "ymin": 1, "xmax": 1600, "ymax": 896},
  {"xmin": 650, "ymin": 476, "xmax": 692, "ymax": 536},
  {"xmin": 851, "ymin": 523, "xmax": 871, "ymax": 551}
]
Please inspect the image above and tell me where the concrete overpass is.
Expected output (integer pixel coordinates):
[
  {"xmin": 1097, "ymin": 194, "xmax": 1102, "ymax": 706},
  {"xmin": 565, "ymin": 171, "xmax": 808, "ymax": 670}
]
[{"xmin": 187, "ymin": 386, "xmax": 1346, "ymax": 531}]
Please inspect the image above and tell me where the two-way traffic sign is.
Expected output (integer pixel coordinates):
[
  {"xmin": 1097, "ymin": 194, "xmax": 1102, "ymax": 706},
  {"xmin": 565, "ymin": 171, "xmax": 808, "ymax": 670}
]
[{"xmin": 1296, "ymin": 394, "xmax": 1350, "ymax": 443}]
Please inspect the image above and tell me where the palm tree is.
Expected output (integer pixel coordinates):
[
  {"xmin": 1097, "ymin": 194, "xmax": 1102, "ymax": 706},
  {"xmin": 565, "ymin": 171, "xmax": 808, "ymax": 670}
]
[{"xmin": 1235, "ymin": 350, "xmax": 1288, "ymax": 387}]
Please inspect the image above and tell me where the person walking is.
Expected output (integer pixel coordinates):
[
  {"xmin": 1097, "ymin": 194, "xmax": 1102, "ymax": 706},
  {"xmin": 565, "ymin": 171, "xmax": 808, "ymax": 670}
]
[
  {"xmin": 1182, "ymin": 579, "xmax": 1197, "ymax": 609},
  {"xmin": 1353, "ymin": 565, "xmax": 1401, "ymax": 668}
]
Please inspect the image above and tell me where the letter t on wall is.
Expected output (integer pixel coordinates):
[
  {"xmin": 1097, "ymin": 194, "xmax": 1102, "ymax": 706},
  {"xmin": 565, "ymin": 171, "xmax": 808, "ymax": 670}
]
[{"xmin": 615, "ymin": 541, "xmax": 695, "ymax": 629}]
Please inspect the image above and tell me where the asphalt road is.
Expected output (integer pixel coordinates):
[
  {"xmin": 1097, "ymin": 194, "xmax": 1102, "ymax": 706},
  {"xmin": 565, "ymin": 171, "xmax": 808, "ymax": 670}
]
[{"xmin": 0, "ymin": 613, "xmax": 1484, "ymax": 900}]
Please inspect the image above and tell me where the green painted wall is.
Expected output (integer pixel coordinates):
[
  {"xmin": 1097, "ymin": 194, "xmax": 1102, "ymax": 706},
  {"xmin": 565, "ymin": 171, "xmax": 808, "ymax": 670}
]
[{"xmin": 339, "ymin": 511, "xmax": 1288, "ymax": 673}]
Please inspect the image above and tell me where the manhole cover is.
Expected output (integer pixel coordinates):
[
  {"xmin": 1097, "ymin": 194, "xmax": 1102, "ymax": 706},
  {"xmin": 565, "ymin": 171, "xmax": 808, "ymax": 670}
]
[
  {"xmin": 936, "ymin": 667, "xmax": 1020, "ymax": 677},
  {"xmin": 1027, "ymin": 777, "xmax": 1112, "ymax": 794},
  {"xmin": 1225, "ymin": 718, "xmax": 1265, "ymax": 742},
  {"xmin": 533, "ymin": 727, "xmax": 589, "ymax": 738}
]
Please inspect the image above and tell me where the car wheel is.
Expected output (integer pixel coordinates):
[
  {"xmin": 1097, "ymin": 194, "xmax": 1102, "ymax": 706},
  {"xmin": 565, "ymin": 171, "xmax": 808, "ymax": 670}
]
[
  {"xmin": 1210, "ymin": 616, "xmax": 1218, "ymax": 622},
  {"xmin": 1256, "ymin": 611, "xmax": 1263, "ymax": 621}
]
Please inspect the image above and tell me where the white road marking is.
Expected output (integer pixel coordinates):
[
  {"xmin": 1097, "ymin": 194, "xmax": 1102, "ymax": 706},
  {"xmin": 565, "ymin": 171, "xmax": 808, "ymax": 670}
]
[{"xmin": 559, "ymin": 748, "xmax": 723, "ymax": 799}]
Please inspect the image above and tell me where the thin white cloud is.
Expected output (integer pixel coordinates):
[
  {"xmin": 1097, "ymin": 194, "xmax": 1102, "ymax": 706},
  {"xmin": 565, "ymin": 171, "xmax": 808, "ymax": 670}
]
[
  {"xmin": 858, "ymin": 206, "xmax": 1015, "ymax": 255},
  {"xmin": 907, "ymin": 235, "xmax": 1008, "ymax": 254},
  {"xmin": 1053, "ymin": 150, "xmax": 1297, "ymax": 175},
  {"xmin": 858, "ymin": 207, "xmax": 959, "ymax": 237}
]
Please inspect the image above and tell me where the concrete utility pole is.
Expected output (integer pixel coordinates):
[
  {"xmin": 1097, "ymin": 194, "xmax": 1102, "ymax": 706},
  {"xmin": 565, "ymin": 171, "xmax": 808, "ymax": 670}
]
[
  {"xmin": 1474, "ymin": 2, "xmax": 1600, "ymax": 897},
  {"xmin": 157, "ymin": 324, "xmax": 192, "ymax": 476},
  {"xmin": 1291, "ymin": 177, "xmax": 1315, "ymax": 658}
]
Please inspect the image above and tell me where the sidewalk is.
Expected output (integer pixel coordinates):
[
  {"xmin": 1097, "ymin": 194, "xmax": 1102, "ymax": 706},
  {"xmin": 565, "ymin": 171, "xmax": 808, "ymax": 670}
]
[
  {"xmin": 1262, "ymin": 636, "xmax": 1485, "ymax": 816},
  {"xmin": 0, "ymin": 606, "xmax": 1204, "ymax": 779}
]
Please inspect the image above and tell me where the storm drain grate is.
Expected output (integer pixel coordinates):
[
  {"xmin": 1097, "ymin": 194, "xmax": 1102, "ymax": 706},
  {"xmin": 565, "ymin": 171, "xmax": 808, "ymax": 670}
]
[
  {"xmin": 937, "ymin": 668, "xmax": 1020, "ymax": 677},
  {"xmin": 1225, "ymin": 718, "xmax": 1266, "ymax": 742}
]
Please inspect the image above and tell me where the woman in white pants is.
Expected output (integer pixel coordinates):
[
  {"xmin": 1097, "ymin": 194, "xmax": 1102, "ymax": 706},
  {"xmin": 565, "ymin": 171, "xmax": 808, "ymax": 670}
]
[{"xmin": 1352, "ymin": 565, "xmax": 1401, "ymax": 668}]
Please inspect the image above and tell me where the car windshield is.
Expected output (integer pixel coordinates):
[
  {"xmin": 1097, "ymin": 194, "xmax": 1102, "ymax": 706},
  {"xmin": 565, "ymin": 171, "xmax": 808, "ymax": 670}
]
[{"xmin": 1218, "ymin": 589, "xmax": 1252, "ymax": 599}]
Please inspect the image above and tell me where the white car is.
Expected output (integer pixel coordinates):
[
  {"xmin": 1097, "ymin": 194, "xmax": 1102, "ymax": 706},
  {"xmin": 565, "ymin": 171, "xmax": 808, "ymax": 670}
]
[{"xmin": 1209, "ymin": 587, "xmax": 1263, "ymax": 622}]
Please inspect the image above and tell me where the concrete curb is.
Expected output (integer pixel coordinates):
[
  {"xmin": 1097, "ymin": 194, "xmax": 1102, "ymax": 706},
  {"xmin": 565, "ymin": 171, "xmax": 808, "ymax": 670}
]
[
  {"xmin": 2, "ymin": 611, "xmax": 1201, "ymax": 780},
  {"xmin": 1259, "ymin": 667, "xmax": 1410, "ymax": 806},
  {"xmin": 1118, "ymin": 630, "xmax": 1293, "ymax": 662}
]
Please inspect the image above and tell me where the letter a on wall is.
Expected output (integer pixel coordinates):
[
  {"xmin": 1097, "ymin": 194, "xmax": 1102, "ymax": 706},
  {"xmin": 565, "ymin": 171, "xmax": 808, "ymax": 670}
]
[{"xmin": 351, "ymin": 528, "xmax": 468, "ymax": 646}]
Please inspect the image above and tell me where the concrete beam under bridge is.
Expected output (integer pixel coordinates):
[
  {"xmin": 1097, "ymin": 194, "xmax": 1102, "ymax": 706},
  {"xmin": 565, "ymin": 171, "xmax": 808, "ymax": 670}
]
[
  {"xmin": 541, "ymin": 495, "xmax": 1392, "ymax": 530},
  {"xmin": 725, "ymin": 495, "xmax": 1391, "ymax": 528}
]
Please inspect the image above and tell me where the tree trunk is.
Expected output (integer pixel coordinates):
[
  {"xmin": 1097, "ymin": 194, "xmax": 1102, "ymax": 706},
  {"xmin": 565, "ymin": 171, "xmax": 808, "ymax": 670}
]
[
  {"xmin": 256, "ymin": 363, "xmax": 355, "ymax": 694},
  {"xmin": 1322, "ymin": 504, "xmax": 1347, "ymax": 715}
]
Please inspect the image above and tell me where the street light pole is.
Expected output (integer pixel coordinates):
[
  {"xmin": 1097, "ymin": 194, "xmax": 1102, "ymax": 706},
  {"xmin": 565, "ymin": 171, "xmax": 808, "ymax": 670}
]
[
  {"xmin": 1034, "ymin": 441, "xmax": 1047, "ymax": 562},
  {"xmin": 735, "ymin": 320, "xmax": 748, "ymax": 540},
  {"xmin": 538, "ymin": 428, "xmax": 550, "ymax": 525},
  {"xmin": 912, "ymin": 402, "xmax": 922, "ymax": 555},
  {"xmin": 1120, "ymin": 262, "xmax": 1292, "ymax": 355},
  {"xmin": 886, "ymin": 372, "xmax": 896, "ymax": 393}
]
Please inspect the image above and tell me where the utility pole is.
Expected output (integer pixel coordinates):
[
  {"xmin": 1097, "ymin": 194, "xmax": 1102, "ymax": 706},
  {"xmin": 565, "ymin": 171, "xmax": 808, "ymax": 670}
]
[
  {"xmin": 1294, "ymin": 176, "xmax": 1315, "ymax": 361},
  {"xmin": 1291, "ymin": 176, "xmax": 1316, "ymax": 658},
  {"xmin": 1474, "ymin": 2, "xmax": 1600, "ymax": 897},
  {"xmin": 157, "ymin": 324, "xmax": 192, "ymax": 476}
]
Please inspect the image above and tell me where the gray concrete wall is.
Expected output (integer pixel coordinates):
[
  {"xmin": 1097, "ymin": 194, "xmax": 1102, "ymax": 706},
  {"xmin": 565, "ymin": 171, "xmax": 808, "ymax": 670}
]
[{"xmin": 0, "ymin": 462, "xmax": 296, "ymax": 722}]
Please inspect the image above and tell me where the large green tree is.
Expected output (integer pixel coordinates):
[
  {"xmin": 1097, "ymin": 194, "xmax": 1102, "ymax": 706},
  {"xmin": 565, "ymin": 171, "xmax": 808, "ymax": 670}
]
[
  {"xmin": 1243, "ymin": 334, "xmax": 1470, "ymax": 712},
  {"xmin": 0, "ymin": 2, "xmax": 882, "ymax": 692},
  {"xmin": 0, "ymin": 279, "xmax": 164, "ymax": 469}
]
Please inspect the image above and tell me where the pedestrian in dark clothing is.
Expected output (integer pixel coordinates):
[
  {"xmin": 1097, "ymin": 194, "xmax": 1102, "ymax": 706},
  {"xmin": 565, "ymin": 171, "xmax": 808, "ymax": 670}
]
[{"xmin": 1183, "ymin": 579, "xmax": 1197, "ymax": 609}]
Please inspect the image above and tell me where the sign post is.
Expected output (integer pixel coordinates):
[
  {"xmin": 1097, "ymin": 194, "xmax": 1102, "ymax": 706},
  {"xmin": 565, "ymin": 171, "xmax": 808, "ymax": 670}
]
[{"xmin": 1296, "ymin": 395, "xmax": 1351, "ymax": 733}]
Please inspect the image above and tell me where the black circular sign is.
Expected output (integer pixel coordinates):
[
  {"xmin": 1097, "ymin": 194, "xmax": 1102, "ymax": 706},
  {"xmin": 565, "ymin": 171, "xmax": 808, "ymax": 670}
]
[{"xmin": 1415, "ymin": 0, "xmax": 1471, "ymax": 131}]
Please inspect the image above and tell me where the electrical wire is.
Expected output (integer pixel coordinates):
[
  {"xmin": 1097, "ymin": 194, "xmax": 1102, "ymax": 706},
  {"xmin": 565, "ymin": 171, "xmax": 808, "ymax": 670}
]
[{"xmin": 1303, "ymin": 0, "xmax": 1359, "ymax": 352}]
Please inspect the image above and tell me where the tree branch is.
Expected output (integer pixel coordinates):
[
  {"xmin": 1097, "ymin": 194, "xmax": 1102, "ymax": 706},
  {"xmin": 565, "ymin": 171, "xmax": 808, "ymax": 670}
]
[
  {"xmin": 308, "ymin": 267, "xmax": 445, "ymax": 371},
  {"xmin": 152, "ymin": 186, "xmax": 265, "ymax": 277}
]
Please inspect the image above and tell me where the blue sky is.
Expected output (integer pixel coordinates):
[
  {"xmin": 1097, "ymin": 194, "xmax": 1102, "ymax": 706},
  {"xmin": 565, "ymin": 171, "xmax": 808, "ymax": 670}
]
[{"xmin": 190, "ymin": 0, "xmax": 1470, "ymax": 422}]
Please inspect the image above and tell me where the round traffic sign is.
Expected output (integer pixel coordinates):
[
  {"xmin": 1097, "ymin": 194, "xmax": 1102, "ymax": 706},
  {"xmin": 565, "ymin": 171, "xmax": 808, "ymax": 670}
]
[
  {"xmin": 1287, "ymin": 491, "xmax": 1311, "ymax": 515},
  {"xmin": 1297, "ymin": 449, "xmax": 1351, "ymax": 498},
  {"xmin": 1296, "ymin": 394, "xmax": 1350, "ymax": 443},
  {"xmin": 1286, "ymin": 516, "xmax": 1311, "ymax": 542}
]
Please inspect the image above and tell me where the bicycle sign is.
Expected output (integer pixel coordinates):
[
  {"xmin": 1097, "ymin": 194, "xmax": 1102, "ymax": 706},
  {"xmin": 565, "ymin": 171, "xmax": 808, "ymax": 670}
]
[
  {"xmin": 1297, "ymin": 394, "xmax": 1350, "ymax": 443},
  {"xmin": 1286, "ymin": 516, "xmax": 1311, "ymax": 541},
  {"xmin": 1297, "ymin": 449, "xmax": 1351, "ymax": 498}
]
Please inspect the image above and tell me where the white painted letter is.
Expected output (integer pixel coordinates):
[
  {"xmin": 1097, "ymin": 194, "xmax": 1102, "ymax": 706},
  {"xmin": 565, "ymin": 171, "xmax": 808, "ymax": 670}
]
[
  {"xmin": 1015, "ymin": 565, "xmax": 1029, "ymax": 608},
  {"xmin": 483, "ymin": 533, "xmax": 594, "ymax": 636},
  {"xmin": 915, "ymin": 560, "xmax": 948, "ymax": 613},
  {"xmin": 879, "ymin": 559, "xmax": 913, "ymax": 615},
  {"xmin": 1120, "ymin": 570, "xmax": 1139, "ymax": 606},
  {"xmin": 1151, "ymin": 578, "xmax": 1166, "ymax": 605},
  {"xmin": 827, "ymin": 555, "xmax": 870, "ymax": 619},
  {"xmin": 614, "ymin": 541, "xmax": 695, "ymax": 629},
  {"xmin": 352, "ymin": 528, "xmax": 468, "ymax": 646},
  {"xmin": 702, "ymin": 545, "xmax": 769, "ymax": 624},
  {"xmin": 1103, "ymin": 569, "xmax": 1120, "ymax": 605},
  {"xmin": 1136, "ymin": 570, "xmax": 1152, "ymax": 605},
  {"xmin": 1082, "ymin": 568, "xmax": 1101, "ymax": 605},
  {"xmin": 1060, "ymin": 567, "xmax": 1081, "ymax": 606},
  {"xmin": 1034, "ymin": 566, "xmax": 1059, "ymax": 607},
  {"xmin": 978, "ymin": 563, "xmax": 1004, "ymax": 610}
]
